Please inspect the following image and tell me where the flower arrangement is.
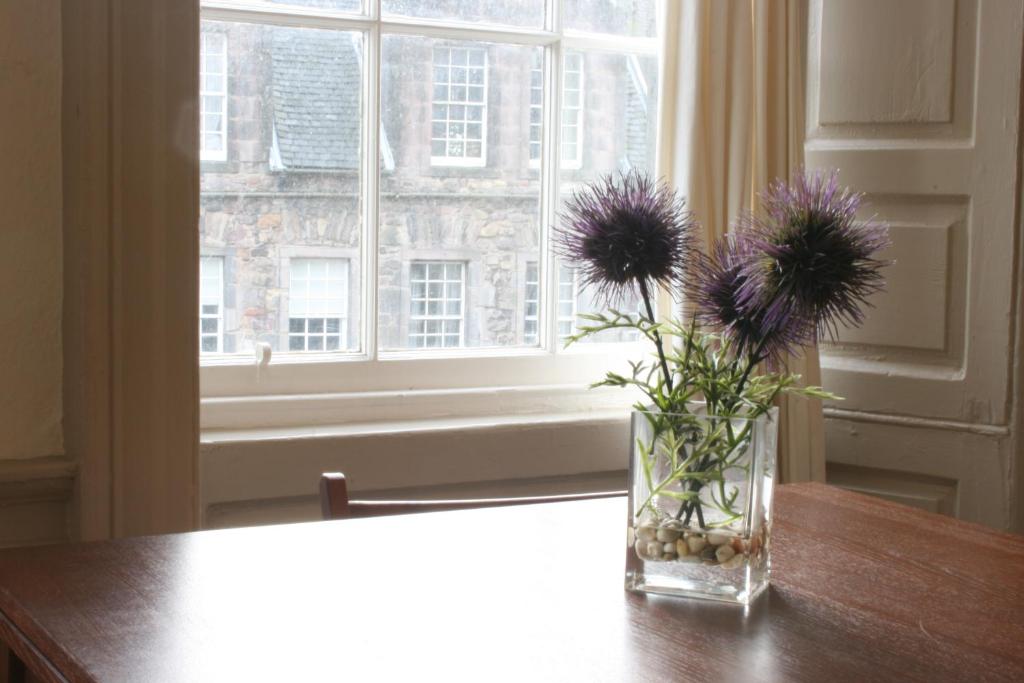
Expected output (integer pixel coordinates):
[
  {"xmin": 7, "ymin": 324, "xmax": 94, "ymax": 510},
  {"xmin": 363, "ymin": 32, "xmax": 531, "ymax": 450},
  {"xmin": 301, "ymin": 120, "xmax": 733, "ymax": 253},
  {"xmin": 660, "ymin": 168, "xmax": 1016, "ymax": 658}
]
[{"xmin": 555, "ymin": 168, "xmax": 889, "ymax": 594}]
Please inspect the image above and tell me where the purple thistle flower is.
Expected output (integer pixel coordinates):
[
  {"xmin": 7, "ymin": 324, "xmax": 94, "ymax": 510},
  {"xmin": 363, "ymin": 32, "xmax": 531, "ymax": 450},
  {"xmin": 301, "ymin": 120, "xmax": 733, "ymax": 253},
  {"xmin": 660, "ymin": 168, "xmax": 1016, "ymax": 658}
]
[
  {"xmin": 737, "ymin": 169, "xmax": 891, "ymax": 340},
  {"xmin": 554, "ymin": 169, "xmax": 698, "ymax": 304},
  {"xmin": 688, "ymin": 235, "xmax": 813, "ymax": 364}
]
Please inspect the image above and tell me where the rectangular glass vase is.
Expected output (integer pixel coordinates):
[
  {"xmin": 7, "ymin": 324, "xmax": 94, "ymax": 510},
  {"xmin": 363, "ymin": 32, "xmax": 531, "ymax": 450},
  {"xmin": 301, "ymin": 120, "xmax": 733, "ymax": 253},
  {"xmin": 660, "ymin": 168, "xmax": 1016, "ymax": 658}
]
[{"xmin": 625, "ymin": 407, "xmax": 777, "ymax": 605}]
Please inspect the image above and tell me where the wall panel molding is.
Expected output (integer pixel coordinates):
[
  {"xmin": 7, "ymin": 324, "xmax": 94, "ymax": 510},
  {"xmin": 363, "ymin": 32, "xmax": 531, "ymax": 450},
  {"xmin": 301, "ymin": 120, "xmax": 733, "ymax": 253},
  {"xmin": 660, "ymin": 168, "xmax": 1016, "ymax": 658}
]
[
  {"xmin": 808, "ymin": 0, "xmax": 977, "ymax": 142},
  {"xmin": 0, "ymin": 457, "xmax": 76, "ymax": 547},
  {"xmin": 810, "ymin": 0, "xmax": 1023, "ymax": 530},
  {"xmin": 811, "ymin": 1, "xmax": 1021, "ymax": 427},
  {"xmin": 818, "ymin": 0, "xmax": 957, "ymax": 126}
]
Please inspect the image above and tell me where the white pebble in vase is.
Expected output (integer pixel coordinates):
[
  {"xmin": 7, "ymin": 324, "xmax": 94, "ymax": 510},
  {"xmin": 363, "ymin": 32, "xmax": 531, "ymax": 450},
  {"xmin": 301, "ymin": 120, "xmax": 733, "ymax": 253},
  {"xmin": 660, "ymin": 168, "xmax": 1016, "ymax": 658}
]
[
  {"xmin": 686, "ymin": 535, "xmax": 707, "ymax": 554},
  {"xmin": 707, "ymin": 532, "xmax": 730, "ymax": 546},
  {"xmin": 715, "ymin": 544, "xmax": 736, "ymax": 564}
]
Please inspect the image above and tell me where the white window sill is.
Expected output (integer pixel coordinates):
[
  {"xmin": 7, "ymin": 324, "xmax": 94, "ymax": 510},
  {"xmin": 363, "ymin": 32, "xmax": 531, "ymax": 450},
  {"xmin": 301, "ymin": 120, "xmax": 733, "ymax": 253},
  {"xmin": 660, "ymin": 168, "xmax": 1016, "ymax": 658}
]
[{"xmin": 201, "ymin": 381, "xmax": 640, "ymax": 432}]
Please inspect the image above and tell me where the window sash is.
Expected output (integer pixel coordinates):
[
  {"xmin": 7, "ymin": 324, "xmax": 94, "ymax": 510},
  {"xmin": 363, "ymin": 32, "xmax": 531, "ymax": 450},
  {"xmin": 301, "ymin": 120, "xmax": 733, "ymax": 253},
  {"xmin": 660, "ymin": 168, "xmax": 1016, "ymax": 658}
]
[{"xmin": 197, "ymin": 1, "xmax": 660, "ymax": 392}]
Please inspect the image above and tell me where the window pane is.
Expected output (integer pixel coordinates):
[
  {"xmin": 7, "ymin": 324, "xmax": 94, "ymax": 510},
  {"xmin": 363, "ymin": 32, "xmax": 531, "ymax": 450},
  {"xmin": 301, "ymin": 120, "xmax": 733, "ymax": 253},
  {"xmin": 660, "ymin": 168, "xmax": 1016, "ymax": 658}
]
[
  {"xmin": 382, "ymin": 0, "xmax": 544, "ymax": 28},
  {"xmin": 379, "ymin": 36, "xmax": 542, "ymax": 350},
  {"xmin": 564, "ymin": 0, "xmax": 657, "ymax": 37},
  {"xmin": 560, "ymin": 51, "xmax": 658, "ymax": 342},
  {"xmin": 199, "ymin": 21, "xmax": 362, "ymax": 355}
]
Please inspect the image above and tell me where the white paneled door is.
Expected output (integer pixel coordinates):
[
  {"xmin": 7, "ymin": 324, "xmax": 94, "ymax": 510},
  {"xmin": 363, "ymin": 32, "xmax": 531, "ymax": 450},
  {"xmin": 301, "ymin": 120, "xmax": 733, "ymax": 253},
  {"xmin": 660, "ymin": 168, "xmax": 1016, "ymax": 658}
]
[{"xmin": 806, "ymin": 0, "xmax": 1022, "ymax": 528}]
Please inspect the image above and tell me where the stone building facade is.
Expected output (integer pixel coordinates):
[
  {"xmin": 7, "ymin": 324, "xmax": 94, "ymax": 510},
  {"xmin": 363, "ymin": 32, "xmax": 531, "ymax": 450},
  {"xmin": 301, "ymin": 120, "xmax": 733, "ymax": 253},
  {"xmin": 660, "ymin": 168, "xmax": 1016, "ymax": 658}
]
[{"xmin": 199, "ymin": 2, "xmax": 657, "ymax": 355}]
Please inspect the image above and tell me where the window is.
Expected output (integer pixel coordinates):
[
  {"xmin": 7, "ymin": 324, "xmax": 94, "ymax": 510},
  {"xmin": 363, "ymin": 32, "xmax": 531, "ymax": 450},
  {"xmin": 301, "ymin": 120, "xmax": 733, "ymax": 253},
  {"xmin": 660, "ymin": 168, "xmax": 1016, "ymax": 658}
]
[
  {"xmin": 199, "ymin": 1, "xmax": 659, "ymax": 416},
  {"xmin": 409, "ymin": 261, "xmax": 464, "ymax": 348},
  {"xmin": 200, "ymin": 31, "xmax": 227, "ymax": 161},
  {"xmin": 556, "ymin": 264, "xmax": 579, "ymax": 340},
  {"xmin": 530, "ymin": 52, "xmax": 583, "ymax": 168},
  {"xmin": 430, "ymin": 46, "xmax": 487, "ymax": 166},
  {"xmin": 288, "ymin": 259, "xmax": 349, "ymax": 352},
  {"xmin": 524, "ymin": 263, "xmax": 577, "ymax": 345},
  {"xmin": 199, "ymin": 256, "xmax": 224, "ymax": 353},
  {"xmin": 560, "ymin": 53, "xmax": 584, "ymax": 168},
  {"xmin": 524, "ymin": 262, "xmax": 540, "ymax": 345}
]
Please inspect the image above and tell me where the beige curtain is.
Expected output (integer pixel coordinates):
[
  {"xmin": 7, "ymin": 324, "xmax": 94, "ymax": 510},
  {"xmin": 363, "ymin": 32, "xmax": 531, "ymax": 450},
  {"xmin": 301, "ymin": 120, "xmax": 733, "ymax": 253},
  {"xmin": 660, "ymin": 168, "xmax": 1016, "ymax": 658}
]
[{"xmin": 658, "ymin": 0, "xmax": 826, "ymax": 482}]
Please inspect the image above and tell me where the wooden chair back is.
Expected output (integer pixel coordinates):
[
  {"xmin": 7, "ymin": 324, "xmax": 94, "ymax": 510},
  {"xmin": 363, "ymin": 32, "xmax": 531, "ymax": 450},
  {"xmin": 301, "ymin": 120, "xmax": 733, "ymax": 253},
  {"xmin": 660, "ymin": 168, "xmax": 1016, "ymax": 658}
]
[{"xmin": 319, "ymin": 472, "xmax": 624, "ymax": 521}]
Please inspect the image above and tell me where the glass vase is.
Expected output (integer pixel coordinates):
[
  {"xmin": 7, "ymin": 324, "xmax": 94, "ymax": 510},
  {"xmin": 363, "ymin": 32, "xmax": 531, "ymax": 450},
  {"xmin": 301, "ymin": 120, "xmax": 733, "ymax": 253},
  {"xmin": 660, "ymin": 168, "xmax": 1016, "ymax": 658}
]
[{"xmin": 624, "ymin": 406, "xmax": 778, "ymax": 605}]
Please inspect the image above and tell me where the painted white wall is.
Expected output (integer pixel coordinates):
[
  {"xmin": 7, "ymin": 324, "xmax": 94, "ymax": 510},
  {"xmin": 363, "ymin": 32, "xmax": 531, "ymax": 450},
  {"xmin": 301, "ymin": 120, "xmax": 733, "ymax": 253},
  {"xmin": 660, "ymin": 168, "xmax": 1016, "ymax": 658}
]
[{"xmin": 0, "ymin": 1, "xmax": 63, "ymax": 461}]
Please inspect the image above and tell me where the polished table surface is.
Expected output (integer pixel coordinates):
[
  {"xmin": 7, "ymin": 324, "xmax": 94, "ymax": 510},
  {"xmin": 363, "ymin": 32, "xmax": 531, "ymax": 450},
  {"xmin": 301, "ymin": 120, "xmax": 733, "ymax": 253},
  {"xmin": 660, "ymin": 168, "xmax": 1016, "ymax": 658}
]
[{"xmin": 0, "ymin": 482, "xmax": 1022, "ymax": 682}]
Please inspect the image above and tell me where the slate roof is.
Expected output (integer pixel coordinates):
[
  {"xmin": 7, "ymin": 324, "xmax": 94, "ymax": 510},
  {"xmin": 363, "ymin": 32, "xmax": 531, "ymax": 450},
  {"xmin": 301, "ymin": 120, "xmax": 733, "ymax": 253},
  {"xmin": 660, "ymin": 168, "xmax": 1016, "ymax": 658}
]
[{"xmin": 270, "ymin": 27, "xmax": 362, "ymax": 171}]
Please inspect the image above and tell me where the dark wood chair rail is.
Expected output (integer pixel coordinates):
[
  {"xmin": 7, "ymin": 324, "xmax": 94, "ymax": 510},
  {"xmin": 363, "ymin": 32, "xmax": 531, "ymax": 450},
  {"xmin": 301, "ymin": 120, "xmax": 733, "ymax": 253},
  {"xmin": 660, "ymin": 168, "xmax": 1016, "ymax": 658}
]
[
  {"xmin": 0, "ymin": 483, "xmax": 1021, "ymax": 682},
  {"xmin": 318, "ymin": 471, "xmax": 627, "ymax": 520}
]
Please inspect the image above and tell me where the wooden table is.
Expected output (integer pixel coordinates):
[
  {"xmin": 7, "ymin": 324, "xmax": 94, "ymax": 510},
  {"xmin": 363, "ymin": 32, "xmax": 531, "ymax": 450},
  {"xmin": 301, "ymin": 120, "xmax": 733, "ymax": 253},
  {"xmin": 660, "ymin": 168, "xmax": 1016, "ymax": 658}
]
[{"xmin": 0, "ymin": 483, "xmax": 1021, "ymax": 682}]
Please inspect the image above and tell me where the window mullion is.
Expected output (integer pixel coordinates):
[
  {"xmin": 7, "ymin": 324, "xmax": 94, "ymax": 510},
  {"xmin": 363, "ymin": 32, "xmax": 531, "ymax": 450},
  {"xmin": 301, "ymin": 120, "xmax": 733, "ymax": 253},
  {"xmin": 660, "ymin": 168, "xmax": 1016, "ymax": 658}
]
[
  {"xmin": 364, "ymin": 20, "xmax": 381, "ymax": 359},
  {"xmin": 539, "ymin": 37, "xmax": 563, "ymax": 354}
]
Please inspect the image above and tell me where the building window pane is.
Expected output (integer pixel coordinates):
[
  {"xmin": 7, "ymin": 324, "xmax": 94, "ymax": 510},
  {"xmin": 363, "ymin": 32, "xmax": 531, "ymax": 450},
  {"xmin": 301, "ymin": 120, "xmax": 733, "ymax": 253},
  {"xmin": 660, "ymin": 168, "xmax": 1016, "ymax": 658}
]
[
  {"xmin": 409, "ymin": 261, "xmax": 464, "ymax": 348},
  {"xmin": 561, "ymin": 52, "xmax": 584, "ymax": 168},
  {"xmin": 530, "ymin": 51, "xmax": 583, "ymax": 168},
  {"xmin": 200, "ymin": 31, "xmax": 228, "ymax": 161},
  {"xmin": 523, "ymin": 262, "xmax": 540, "ymax": 346},
  {"xmin": 524, "ymin": 262, "xmax": 577, "ymax": 345},
  {"xmin": 430, "ymin": 46, "xmax": 488, "ymax": 166},
  {"xmin": 288, "ymin": 258, "xmax": 349, "ymax": 352},
  {"xmin": 200, "ymin": 256, "xmax": 224, "ymax": 353}
]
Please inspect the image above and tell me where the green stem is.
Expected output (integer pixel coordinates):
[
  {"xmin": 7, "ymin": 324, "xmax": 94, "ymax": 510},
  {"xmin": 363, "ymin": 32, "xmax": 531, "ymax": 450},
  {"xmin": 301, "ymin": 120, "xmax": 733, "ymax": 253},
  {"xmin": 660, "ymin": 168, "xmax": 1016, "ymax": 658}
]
[
  {"xmin": 637, "ymin": 279, "xmax": 673, "ymax": 395},
  {"xmin": 735, "ymin": 337, "xmax": 771, "ymax": 397}
]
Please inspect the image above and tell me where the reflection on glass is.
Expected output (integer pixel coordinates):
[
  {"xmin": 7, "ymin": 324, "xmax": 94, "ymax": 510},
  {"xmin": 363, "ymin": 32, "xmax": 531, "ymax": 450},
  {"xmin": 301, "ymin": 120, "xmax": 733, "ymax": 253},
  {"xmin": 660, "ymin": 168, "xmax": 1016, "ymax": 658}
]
[
  {"xmin": 564, "ymin": 0, "xmax": 657, "ymax": 37},
  {"xmin": 382, "ymin": 0, "xmax": 545, "ymax": 29}
]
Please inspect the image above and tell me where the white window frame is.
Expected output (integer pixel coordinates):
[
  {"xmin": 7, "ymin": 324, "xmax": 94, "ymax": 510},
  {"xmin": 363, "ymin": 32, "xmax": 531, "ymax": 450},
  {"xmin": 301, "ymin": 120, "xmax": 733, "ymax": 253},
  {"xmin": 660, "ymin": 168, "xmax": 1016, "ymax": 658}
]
[
  {"xmin": 288, "ymin": 258, "xmax": 351, "ymax": 353},
  {"xmin": 430, "ymin": 45, "xmax": 488, "ymax": 168},
  {"xmin": 200, "ymin": 30, "xmax": 228, "ymax": 162},
  {"xmin": 199, "ymin": 255, "xmax": 224, "ymax": 354},
  {"xmin": 198, "ymin": 1, "xmax": 661, "ymax": 430}
]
